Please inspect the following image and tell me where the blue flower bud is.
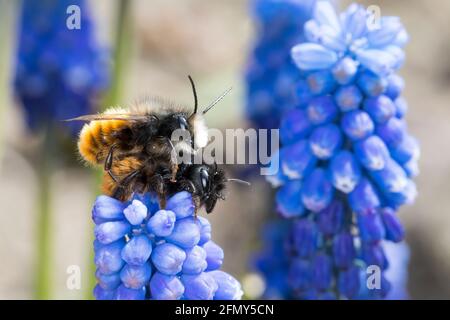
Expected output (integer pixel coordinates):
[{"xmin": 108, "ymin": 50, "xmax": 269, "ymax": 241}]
[
  {"xmin": 294, "ymin": 80, "xmax": 314, "ymax": 108},
  {"xmin": 182, "ymin": 273, "xmax": 218, "ymax": 300},
  {"xmin": 357, "ymin": 70, "xmax": 387, "ymax": 97},
  {"xmin": 342, "ymin": 4, "xmax": 367, "ymax": 38},
  {"xmin": 334, "ymin": 85, "xmax": 363, "ymax": 112},
  {"xmin": 301, "ymin": 168, "xmax": 334, "ymax": 212},
  {"xmin": 306, "ymin": 20, "xmax": 346, "ymax": 52},
  {"xmin": 354, "ymin": 135, "xmax": 390, "ymax": 171},
  {"xmin": 306, "ymin": 96, "xmax": 339, "ymax": 125},
  {"xmin": 120, "ymin": 263, "xmax": 152, "ymax": 289},
  {"xmin": 332, "ymin": 57, "xmax": 358, "ymax": 85},
  {"xmin": 385, "ymin": 180, "xmax": 417, "ymax": 208},
  {"xmin": 288, "ymin": 259, "xmax": 312, "ymax": 291},
  {"xmin": 291, "ymin": 43, "xmax": 338, "ymax": 70},
  {"xmin": 182, "ymin": 246, "xmax": 208, "ymax": 275},
  {"xmin": 203, "ymin": 240, "xmax": 224, "ymax": 271},
  {"xmin": 131, "ymin": 192, "xmax": 159, "ymax": 213},
  {"xmin": 266, "ymin": 149, "xmax": 289, "ymax": 187},
  {"xmin": 385, "ymin": 74, "xmax": 404, "ymax": 100},
  {"xmin": 274, "ymin": 67, "xmax": 299, "ymax": 100},
  {"xmin": 166, "ymin": 191, "xmax": 195, "ymax": 219},
  {"xmin": 95, "ymin": 221, "xmax": 131, "ymax": 244},
  {"xmin": 151, "ymin": 242, "xmax": 186, "ymax": 275},
  {"xmin": 312, "ymin": 253, "xmax": 332, "ymax": 291},
  {"xmin": 306, "ymin": 70, "xmax": 336, "ymax": 95},
  {"xmin": 380, "ymin": 208, "xmax": 405, "ymax": 242},
  {"xmin": 403, "ymin": 158, "xmax": 419, "ymax": 178},
  {"xmin": 197, "ymin": 216, "xmax": 212, "ymax": 245},
  {"xmin": 337, "ymin": 266, "xmax": 360, "ymax": 298},
  {"xmin": 333, "ymin": 232, "xmax": 356, "ymax": 269},
  {"xmin": 146, "ymin": 210, "xmax": 176, "ymax": 237},
  {"xmin": 280, "ymin": 109, "xmax": 312, "ymax": 145},
  {"xmin": 92, "ymin": 195, "xmax": 125, "ymax": 224},
  {"xmin": 313, "ymin": 1, "xmax": 341, "ymax": 31},
  {"xmin": 367, "ymin": 17, "xmax": 403, "ymax": 48},
  {"xmin": 309, "ymin": 124, "xmax": 342, "ymax": 159},
  {"xmin": 316, "ymin": 200, "xmax": 344, "ymax": 236},
  {"xmin": 390, "ymin": 135, "xmax": 420, "ymax": 165},
  {"xmin": 385, "ymin": 46, "xmax": 405, "ymax": 71},
  {"xmin": 292, "ymin": 219, "xmax": 318, "ymax": 258},
  {"xmin": 363, "ymin": 95, "xmax": 396, "ymax": 124},
  {"xmin": 94, "ymin": 240, "xmax": 125, "ymax": 275},
  {"xmin": 349, "ymin": 178, "xmax": 381, "ymax": 213},
  {"xmin": 356, "ymin": 209, "xmax": 386, "ymax": 243},
  {"xmin": 368, "ymin": 274, "xmax": 391, "ymax": 299},
  {"xmin": 370, "ymin": 159, "xmax": 408, "ymax": 194},
  {"xmin": 376, "ymin": 117, "xmax": 407, "ymax": 148},
  {"xmin": 361, "ymin": 244, "xmax": 388, "ymax": 270},
  {"xmin": 165, "ymin": 217, "xmax": 200, "ymax": 249},
  {"xmin": 356, "ymin": 49, "xmax": 396, "ymax": 77},
  {"xmin": 341, "ymin": 110, "xmax": 374, "ymax": 141},
  {"xmin": 93, "ymin": 284, "xmax": 115, "ymax": 300},
  {"xmin": 281, "ymin": 140, "xmax": 317, "ymax": 180},
  {"xmin": 393, "ymin": 24, "xmax": 409, "ymax": 46},
  {"xmin": 329, "ymin": 150, "xmax": 361, "ymax": 193},
  {"xmin": 276, "ymin": 180, "xmax": 305, "ymax": 218},
  {"xmin": 121, "ymin": 234, "xmax": 153, "ymax": 266},
  {"xmin": 394, "ymin": 96, "xmax": 408, "ymax": 118},
  {"xmin": 209, "ymin": 271, "xmax": 243, "ymax": 300},
  {"xmin": 115, "ymin": 284, "xmax": 146, "ymax": 300},
  {"xmin": 149, "ymin": 272, "xmax": 184, "ymax": 300},
  {"xmin": 95, "ymin": 270, "xmax": 121, "ymax": 290},
  {"xmin": 123, "ymin": 200, "xmax": 147, "ymax": 225}
]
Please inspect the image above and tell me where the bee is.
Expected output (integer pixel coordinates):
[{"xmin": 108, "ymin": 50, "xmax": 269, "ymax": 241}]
[
  {"xmin": 169, "ymin": 162, "xmax": 250, "ymax": 214},
  {"xmin": 68, "ymin": 76, "xmax": 231, "ymax": 205}
]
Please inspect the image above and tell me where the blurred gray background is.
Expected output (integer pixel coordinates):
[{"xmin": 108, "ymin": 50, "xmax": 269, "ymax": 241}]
[{"xmin": 0, "ymin": 0, "xmax": 449, "ymax": 299}]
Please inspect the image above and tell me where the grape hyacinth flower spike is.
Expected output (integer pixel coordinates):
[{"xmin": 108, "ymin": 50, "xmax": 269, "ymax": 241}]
[
  {"xmin": 93, "ymin": 191, "xmax": 243, "ymax": 300},
  {"xmin": 14, "ymin": 0, "xmax": 109, "ymax": 134},
  {"xmin": 245, "ymin": 0, "xmax": 317, "ymax": 130},
  {"xmin": 258, "ymin": 1, "xmax": 418, "ymax": 299}
]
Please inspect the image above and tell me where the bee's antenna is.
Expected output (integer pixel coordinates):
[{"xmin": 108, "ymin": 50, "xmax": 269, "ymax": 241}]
[
  {"xmin": 227, "ymin": 178, "xmax": 251, "ymax": 186},
  {"xmin": 202, "ymin": 87, "xmax": 232, "ymax": 115},
  {"xmin": 188, "ymin": 75, "xmax": 198, "ymax": 115}
]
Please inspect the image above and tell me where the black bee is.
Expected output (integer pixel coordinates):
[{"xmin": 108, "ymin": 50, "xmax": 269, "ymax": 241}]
[{"xmin": 168, "ymin": 162, "xmax": 250, "ymax": 214}]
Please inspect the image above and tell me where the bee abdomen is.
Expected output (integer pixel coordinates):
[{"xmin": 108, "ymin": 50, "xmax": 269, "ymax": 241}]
[{"xmin": 78, "ymin": 120, "xmax": 128, "ymax": 165}]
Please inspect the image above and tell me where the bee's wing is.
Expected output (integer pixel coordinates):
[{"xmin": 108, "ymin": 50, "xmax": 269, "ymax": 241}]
[{"xmin": 63, "ymin": 114, "xmax": 150, "ymax": 122}]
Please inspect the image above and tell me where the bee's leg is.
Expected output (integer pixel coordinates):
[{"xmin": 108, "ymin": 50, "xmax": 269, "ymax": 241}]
[
  {"xmin": 105, "ymin": 145, "xmax": 119, "ymax": 183},
  {"xmin": 149, "ymin": 174, "xmax": 167, "ymax": 209},
  {"xmin": 112, "ymin": 170, "xmax": 140, "ymax": 201},
  {"xmin": 170, "ymin": 163, "xmax": 178, "ymax": 182},
  {"xmin": 192, "ymin": 196, "xmax": 201, "ymax": 219}
]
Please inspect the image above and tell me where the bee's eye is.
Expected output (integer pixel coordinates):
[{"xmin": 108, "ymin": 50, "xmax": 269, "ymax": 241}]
[
  {"xmin": 178, "ymin": 116, "xmax": 188, "ymax": 130},
  {"xmin": 200, "ymin": 168, "xmax": 209, "ymax": 190}
]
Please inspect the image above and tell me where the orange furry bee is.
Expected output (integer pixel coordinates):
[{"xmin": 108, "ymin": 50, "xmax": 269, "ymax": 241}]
[{"xmin": 69, "ymin": 76, "xmax": 231, "ymax": 204}]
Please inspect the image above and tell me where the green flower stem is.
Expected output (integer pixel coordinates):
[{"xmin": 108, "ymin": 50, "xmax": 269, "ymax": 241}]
[
  {"xmin": 103, "ymin": 0, "xmax": 131, "ymax": 108},
  {"xmin": 35, "ymin": 126, "xmax": 55, "ymax": 299},
  {"xmin": 83, "ymin": 0, "xmax": 131, "ymax": 300}
]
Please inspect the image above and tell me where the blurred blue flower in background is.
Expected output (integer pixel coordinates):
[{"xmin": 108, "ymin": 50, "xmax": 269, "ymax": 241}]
[
  {"xmin": 255, "ymin": 1, "xmax": 418, "ymax": 299},
  {"xmin": 245, "ymin": 0, "xmax": 317, "ymax": 130},
  {"xmin": 14, "ymin": 0, "xmax": 109, "ymax": 134},
  {"xmin": 93, "ymin": 191, "xmax": 242, "ymax": 300}
]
